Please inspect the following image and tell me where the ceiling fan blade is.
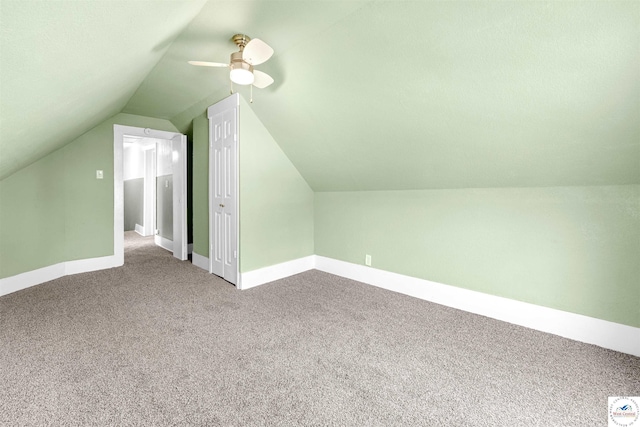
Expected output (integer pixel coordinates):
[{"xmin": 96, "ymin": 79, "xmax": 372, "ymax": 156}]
[
  {"xmin": 242, "ymin": 38, "xmax": 274, "ymax": 66},
  {"xmin": 252, "ymin": 70, "xmax": 274, "ymax": 89},
  {"xmin": 188, "ymin": 61, "xmax": 228, "ymax": 68}
]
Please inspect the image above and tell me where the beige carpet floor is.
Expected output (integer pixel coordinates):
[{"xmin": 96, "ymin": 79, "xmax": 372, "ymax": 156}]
[{"xmin": 1, "ymin": 232, "xmax": 638, "ymax": 426}]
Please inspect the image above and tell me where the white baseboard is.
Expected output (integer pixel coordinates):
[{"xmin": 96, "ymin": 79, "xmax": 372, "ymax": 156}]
[
  {"xmin": 134, "ymin": 224, "xmax": 144, "ymax": 235},
  {"xmin": 153, "ymin": 236, "xmax": 191, "ymax": 255},
  {"xmin": 3, "ymin": 251, "xmax": 637, "ymax": 357},
  {"xmin": 64, "ymin": 255, "xmax": 119, "ymax": 275},
  {"xmin": 239, "ymin": 255, "xmax": 316, "ymax": 290},
  {"xmin": 0, "ymin": 264, "xmax": 65, "ymax": 297},
  {"xmin": 192, "ymin": 252, "xmax": 209, "ymax": 271},
  {"xmin": 0, "ymin": 255, "xmax": 120, "ymax": 298},
  {"xmin": 154, "ymin": 235, "xmax": 173, "ymax": 252},
  {"xmin": 315, "ymin": 256, "xmax": 640, "ymax": 357}
]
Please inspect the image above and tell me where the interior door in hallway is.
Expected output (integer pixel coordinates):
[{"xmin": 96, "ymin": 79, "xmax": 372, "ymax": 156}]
[
  {"xmin": 208, "ymin": 94, "xmax": 238, "ymax": 285},
  {"xmin": 172, "ymin": 134, "xmax": 188, "ymax": 261}
]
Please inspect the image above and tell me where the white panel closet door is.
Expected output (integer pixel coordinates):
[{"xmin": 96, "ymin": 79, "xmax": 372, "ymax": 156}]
[
  {"xmin": 221, "ymin": 107, "xmax": 238, "ymax": 284},
  {"xmin": 208, "ymin": 94, "xmax": 239, "ymax": 286},
  {"xmin": 210, "ymin": 113, "xmax": 225, "ymax": 277}
]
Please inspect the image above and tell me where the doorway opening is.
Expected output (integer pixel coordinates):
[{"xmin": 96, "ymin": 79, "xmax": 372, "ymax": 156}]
[
  {"xmin": 113, "ymin": 125, "xmax": 188, "ymax": 265},
  {"xmin": 123, "ymin": 136, "xmax": 157, "ymax": 238}
]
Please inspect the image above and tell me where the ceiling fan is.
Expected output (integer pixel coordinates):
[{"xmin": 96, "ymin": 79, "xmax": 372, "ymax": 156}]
[{"xmin": 189, "ymin": 34, "xmax": 274, "ymax": 89}]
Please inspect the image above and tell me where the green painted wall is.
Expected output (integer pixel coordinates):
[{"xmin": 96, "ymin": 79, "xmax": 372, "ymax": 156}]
[
  {"xmin": 191, "ymin": 96, "xmax": 314, "ymax": 273},
  {"xmin": 0, "ymin": 151, "xmax": 66, "ymax": 277},
  {"xmin": 3, "ymin": 89, "xmax": 635, "ymax": 334},
  {"xmin": 238, "ymin": 96, "xmax": 314, "ymax": 272},
  {"xmin": 315, "ymin": 185, "xmax": 640, "ymax": 328},
  {"xmin": 0, "ymin": 113, "xmax": 179, "ymax": 279}
]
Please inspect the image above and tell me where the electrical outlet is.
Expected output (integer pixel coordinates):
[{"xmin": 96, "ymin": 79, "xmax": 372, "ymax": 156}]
[{"xmin": 365, "ymin": 254, "xmax": 371, "ymax": 266}]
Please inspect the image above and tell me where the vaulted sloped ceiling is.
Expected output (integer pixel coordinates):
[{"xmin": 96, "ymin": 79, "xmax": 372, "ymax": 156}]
[
  {"xmin": 0, "ymin": 0, "xmax": 208, "ymax": 180},
  {"xmin": 2, "ymin": 1, "xmax": 639, "ymax": 190}
]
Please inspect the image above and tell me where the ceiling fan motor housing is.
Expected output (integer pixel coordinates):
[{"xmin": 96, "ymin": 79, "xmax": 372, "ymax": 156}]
[
  {"xmin": 230, "ymin": 51, "xmax": 253, "ymax": 70},
  {"xmin": 229, "ymin": 51, "xmax": 254, "ymax": 85}
]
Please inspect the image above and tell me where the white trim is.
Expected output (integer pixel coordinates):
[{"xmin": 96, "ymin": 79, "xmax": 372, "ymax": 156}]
[
  {"xmin": 3, "ymin": 251, "xmax": 637, "ymax": 356},
  {"xmin": 64, "ymin": 256, "xmax": 118, "ymax": 275},
  {"xmin": 0, "ymin": 256, "xmax": 117, "ymax": 297},
  {"xmin": 192, "ymin": 252, "xmax": 209, "ymax": 271},
  {"xmin": 154, "ymin": 235, "xmax": 173, "ymax": 252},
  {"xmin": 113, "ymin": 126, "xmax": 125, "ymax": 268},
  {"xmin": 239, "ymin": 256, "xmax": 316, "ymax": 290},
  {"xmin": 134, "ymin": 224, "xmax": 144, "ymax": 235},
  {"xmin": 0, "ymin": 264, "xmax": 65, "ymax": 297},
  {"xmin": 315, "ymin": 256, "xmax": 640, "ymax": 357}
]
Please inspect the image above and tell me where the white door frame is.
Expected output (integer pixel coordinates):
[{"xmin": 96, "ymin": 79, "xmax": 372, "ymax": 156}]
[
  {"xmin": 207, "ymin": 93, "xmax": 240, "ymax": 287},
  {"xmin": 113, "ymin": 125, "xmax": 188, "ymax": 263}
]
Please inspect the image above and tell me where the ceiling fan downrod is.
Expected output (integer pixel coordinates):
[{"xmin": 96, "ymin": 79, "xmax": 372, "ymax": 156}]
[{"xmin": 232, "ymin": 34, "xmax": 251, "ymax": 51}]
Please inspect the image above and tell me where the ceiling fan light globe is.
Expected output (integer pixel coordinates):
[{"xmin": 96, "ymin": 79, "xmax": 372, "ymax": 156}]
[{"xmin": 230, "ymin": 68, "xmax": 254, "ymax": 85}]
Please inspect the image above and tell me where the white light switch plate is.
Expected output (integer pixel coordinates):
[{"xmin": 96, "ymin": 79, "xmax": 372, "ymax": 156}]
[{"xmin": 96, "ymin": 170, "xmax": 103, "ymax": 179}]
